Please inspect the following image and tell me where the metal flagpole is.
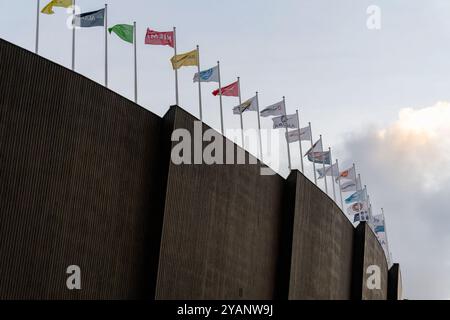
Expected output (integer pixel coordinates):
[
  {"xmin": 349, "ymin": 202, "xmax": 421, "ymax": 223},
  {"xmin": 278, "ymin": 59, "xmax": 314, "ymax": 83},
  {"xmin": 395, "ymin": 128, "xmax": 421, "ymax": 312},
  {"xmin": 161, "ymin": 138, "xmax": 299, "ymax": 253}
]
[
  {"xmin": 173, "ymin": 27, "xmax": 179, "ymax": 105},
  {"xmin": 196, "ymin": 45, "xmax": 203, "ymax": 121},
  {"xmin": 320, "ymin": 135, "xmax": 328, "ymax": 194},
  {"xmin": 309, "ymin": 122, "xmax": 317, "ymax": 185},
  {"xmin": 104, "ymin": 4, "xmax": 108, "ymax": 87},
  {"xmin": 284, "ymin": 96, "xmax": 292, "ymax": 171},
  {"xmin": 35, "ymin": 0, "xmax": 40, "ymax": 54},
  {"xmin": 329, "ymin": 147, "xmax": 336, "ymax": 202},
  {"xmin": 134, "ymin": 21, "xmax": 137, "ymax": 103},
  {"xmin": 336, "ymin": 158, "xmax": 344, "ymax": 210},
  {"xmin": 256, "ymin": 92, "xmax": 263, "ymax": 162},
  {"xmin": 381, "ymin": 208, "xmax": 392, "ymax": 266},
  {"xmin": 237, "ymin": 77, "xmax": 244, "ymax": 147},
  {"xmin": 217, "ymin": 61, "xmax": 224, "ymax": 135},
  {"xmin": 296, "ymin": 109, "xmax": 304, "ymax": 173},
  {"xmin": 72, "ymin": 0, "xmax": 76, "ymax": 71}
]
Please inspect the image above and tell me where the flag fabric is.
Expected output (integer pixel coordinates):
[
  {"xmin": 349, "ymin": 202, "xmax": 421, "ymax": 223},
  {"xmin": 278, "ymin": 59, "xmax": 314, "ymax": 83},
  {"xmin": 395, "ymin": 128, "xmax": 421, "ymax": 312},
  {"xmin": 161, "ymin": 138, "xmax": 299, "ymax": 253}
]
[
  {"xmin": 307, "ymin": 151, "xmax": 331, "ymax": 165},
  {"xmin": 337, "ymin": 166, "xmax": 356, "ymax": 182},
  {"xmin": 317, "ymin": 162, "xmax": 339, "ymax": 179},
  {"xmin": 304, "ymin": 138, "xmax": 322, "ymax": 156},
  {"xmin": 233, "ymin": 96, "xmax": 257, "ymax": 114},
  {"xmin": 145, "ymin": 29, "xmax": 174, "ymax": 47},
  {"xmin": 41, "ymin": 0, "xmax": 72, "ymax": 14},
  {"xmin": 193, "ymin": 66, "xmax": 219, "ymax": 83},
  {"xmin": 372, "ymin": 215, "xmax": 386, "ymax": 233},
  {"xmin": 260, "ymin": 100, "xmax": 285, "ymax": 117},
  {"xmin": 109, "ymin": 24, "xmax": 134, "ymax": 44},
  {"xmin": 272, "ymin": 114, "xmax": 299, "ymax": 129},
  {"xmin": 212, "ymin": 81, "xmax": 239, "ymax": 97},
  {"xmin": 354, "ymin": 212, "xmax": 370, "ymax": 223},
  {"xmin": 170, "ymin": 49, "xmax": 199, "ymax": 70},
  {"xmin": 73, "ymin": 8, "xmax": 105, "ymax": 28},
  {"xmin": 347, "ymin": 201, "xmax": 369, "ymax": 215},
  {"xmin": 340, "ymin": 180, "xmax": 357, "ymax": 192},
  {"xmin": 285, "ymin": 126, "xmax": 311, "ymax": 143},
  {"xmin": 345, "ymin": 189, "xmax": 365, "ymax": 204}
]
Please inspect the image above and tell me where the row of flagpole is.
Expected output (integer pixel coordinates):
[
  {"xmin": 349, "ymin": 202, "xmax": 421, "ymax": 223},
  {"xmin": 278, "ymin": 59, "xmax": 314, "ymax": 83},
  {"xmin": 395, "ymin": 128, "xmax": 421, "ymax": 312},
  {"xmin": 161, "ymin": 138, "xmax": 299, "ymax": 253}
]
[{"xmin": 32, "ymin": 0, "xmax": 392, "ymax": 265}]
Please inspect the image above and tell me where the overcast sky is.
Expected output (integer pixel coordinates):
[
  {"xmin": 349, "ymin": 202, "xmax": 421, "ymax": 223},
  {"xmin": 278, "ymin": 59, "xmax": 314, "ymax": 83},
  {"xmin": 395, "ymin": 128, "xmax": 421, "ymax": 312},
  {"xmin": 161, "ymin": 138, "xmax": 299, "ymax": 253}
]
[{"xmin": 2, "ymin": 0, "xmax": 450, "ymax": 299}]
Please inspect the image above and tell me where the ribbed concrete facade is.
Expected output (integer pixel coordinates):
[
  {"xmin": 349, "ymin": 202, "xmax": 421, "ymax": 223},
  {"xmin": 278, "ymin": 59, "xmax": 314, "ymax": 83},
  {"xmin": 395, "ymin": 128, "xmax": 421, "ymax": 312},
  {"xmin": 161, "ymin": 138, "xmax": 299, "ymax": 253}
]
[{"xmin": 0, "ymin": 39, "xmax": 399, "ymax": 300}]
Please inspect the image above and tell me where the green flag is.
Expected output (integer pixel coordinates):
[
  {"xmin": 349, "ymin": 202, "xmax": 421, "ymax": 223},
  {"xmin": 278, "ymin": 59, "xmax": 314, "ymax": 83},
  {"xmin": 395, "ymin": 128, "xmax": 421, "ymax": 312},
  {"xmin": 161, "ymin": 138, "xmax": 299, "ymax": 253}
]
[{"xmin": 108, "ymin": 24, "xmax": 134, "ymax": 43}]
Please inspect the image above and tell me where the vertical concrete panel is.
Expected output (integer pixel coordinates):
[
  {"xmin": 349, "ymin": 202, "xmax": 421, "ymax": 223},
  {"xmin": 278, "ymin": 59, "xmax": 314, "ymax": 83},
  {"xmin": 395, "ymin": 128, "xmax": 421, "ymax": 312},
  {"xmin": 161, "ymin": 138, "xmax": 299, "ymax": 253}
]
[
  {"xmin": 388, "ymin": 263, "xmax": 403, "ymax": 300},
  {"xmin": 288, "ymin": 171, "xmax": 354, "ymax": 299}
]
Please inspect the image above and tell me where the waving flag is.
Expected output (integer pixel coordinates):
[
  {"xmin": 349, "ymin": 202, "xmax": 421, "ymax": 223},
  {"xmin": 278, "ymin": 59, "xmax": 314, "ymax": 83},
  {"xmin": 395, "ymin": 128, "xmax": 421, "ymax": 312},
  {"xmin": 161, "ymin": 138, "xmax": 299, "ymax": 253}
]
[
  {"xmin": 41, "ymin": 0, "xmax": 72, "ymax": 15},
  {"xmin": 317, "ymin": 162, "xmax": 339, "ymax": 179},
  {"xmin": 345, "ymin": 189, "xmax": 365, "ymax": 204},
  {"xmin": 340, "ymin": 180, "xmax": 357, "ymax": 192},
  {"xmin": 109, "ymin": 24, "xmax": 134, "ymax": 43},
  {"xmin": 286, "ymin": 126, "xmax": 311, "ymax": 143},
  {"xmin": 272, "ymin": 114, "xmax": 299, "ymax": 129},
  {"xmin": 193, "ymin": 66, "xmax": 219, "ymax": 83},
  {"xmin": 74, "ymin": 8, "xmax": 105, "ymax": 28},
  {"xmin": 337, "ymin": 166, "xmax": 356, "ymax": 182},
  {"xmin": 212, "ymin": 81, "xmax": 239, "ymax": 97},
  {"xmin": 260, "ymin": 100, "xmax": 285, "ymax": 117},
  {"xmin": 372, "ymin": 215, "xmax": 386, "ymax": 233},
  {"xmin": 233, "ymin": 96, "xmax": 257, "ymax": 114},
  {"xmin": 171, "ymin": 49, "xmax": 199, "ymax": 70},
  {"xmin": 347, "ymin": 201, "xmax": 369, "ymax": 215},
  {"xmin": 145, "ymin": 29, "xmax": 174, "ymax": 47}
]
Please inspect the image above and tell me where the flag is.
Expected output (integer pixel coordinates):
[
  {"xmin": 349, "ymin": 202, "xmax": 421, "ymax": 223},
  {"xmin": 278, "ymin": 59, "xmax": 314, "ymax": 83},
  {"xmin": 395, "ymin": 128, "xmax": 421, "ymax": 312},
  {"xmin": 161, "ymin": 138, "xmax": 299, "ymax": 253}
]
[
  {"xmin": 41, "ymin": 0, "xmax": 72, "ymax": 14},
  {"xmin": 193, "ymin": 66, "xmax": 219, "ymax": 83},
  {"xmin": 347, "ymin": 201, "xmax": 369, "ymax": 215},
  {"xmin": 109, "ymin": 24, "xmax": 134, "ymax": 44},
  {"xmin": 260, "ymin": 100, "xmax": 285, "ymax": 117},
  {"xmin": 73, "ymin": 8, "xmax": 105, "ymax": 28},
  {"xmin": 233, "ymin": 96, "xmax": 257, "ymax": 114},
  {"xmin": 354, "ymin": 212, "xmax": 370, "ymax": 223},
  {"xmin": 317, "ymin": 162, "xmax": 339, "ymax": 179},
  {"xmin": 345, "ymin": 189, "xmax": 365, "ymax": 204},
  {"xmin": 337, "ymin": 166, "xmax": 356, "ymax": 182},
  {"xmin": 145, "ymin": 29, "xmax": 174, "ymax": 47},
  {"xmin": 286, "ymin": 126, "xmax": 311, "ymax": 143},
  {"xmin": 170, "ymin": 49, "xmax": 198, "ymax": 70},
  {"xmin": 304, "ymin": 138, "xmax": 322, "ymax": 156},
  {"xmin": 272, "ymin": 114, "xmax": 299, "ymax": 129},
  {"xmin": 372, "ymin": 215, "xmax": 386, "ymax": 233},
  {"xmin": 340, "ymin": 180, "xmax": 357, "ymax": 192},
  {"xmin": 307, "ymin": 151, "xmax": 331, "ymax": 165},
  {"xmin": 212, "ymin": 81, "xmax": 239, "ymax": 97}
]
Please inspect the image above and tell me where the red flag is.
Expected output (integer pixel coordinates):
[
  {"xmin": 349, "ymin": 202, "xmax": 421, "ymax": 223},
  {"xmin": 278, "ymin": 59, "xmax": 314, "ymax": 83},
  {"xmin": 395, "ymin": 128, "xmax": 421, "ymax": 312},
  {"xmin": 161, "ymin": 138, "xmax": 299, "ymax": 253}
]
[
  {"xmin": 145, "ymin": 29, "xmax": 174, "ymax": 48},
  {"xmin": 212, "ymin": 81, "xmax": 239, "ymax": 97}
]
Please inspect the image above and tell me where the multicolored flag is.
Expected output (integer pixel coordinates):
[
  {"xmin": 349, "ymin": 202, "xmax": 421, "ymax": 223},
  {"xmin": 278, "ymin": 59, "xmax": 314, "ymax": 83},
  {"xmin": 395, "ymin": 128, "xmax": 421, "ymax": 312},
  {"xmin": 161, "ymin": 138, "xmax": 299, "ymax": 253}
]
[
  {"xmin": 145, "ymin": 29, "xmax": 174, "ymax": 47},
  {"xmin": 317, "ymin": 162, "xmax": 339, "ymax": 179},
  {"xmin": 193, "ymin": 66, "xmax": 219, "ymax": 83},
  {"xmin": 109, "ymin": 24, "xmax": 134, "ymax": 44},
  {"xmin": 233, "ymin": 96, "xmax": 257, "ymax": 114},
  {"xmin": 286, "ymin": 126, "xmax": 311, "ymax": 143},
  {"xmin": 212, "ymin": 81, "xmax": 239, "ymax": 97},
  {"xmin": 260, "ymin": 100, "xmax": 285, "ymax": 117},
  {"xmin": 74, "ymin": 8, "xmax": 105, "ymax": 28},
  {"xmin": 372, "ymin": 214, "xmax": 386, "ymax": 233},
  {"xmin": 347, "ymin": 201, "xmax": 369, "ymax": 215},
  {"xmin": 41, "ymin": 0, "xmax": 73, "ymax": 15},
  {"xmin": 354, "ymin": 212, "xmax": 370, "ymax": 223},
  {"xmin": 170, "ymin": 49, "xmax": 198, "ymax": 70},
  {"xmin": 345, "ymin": 189, "xmax": 365, "ymax": 204},
  {"xmin": 337, "ymin": 166, "xmax": 356, "ymax": 182},
  {"xmin": 307, "ymin": 151, "xmax": 331, "ymax": 165},
  {"xmin": 272, "ymin": 114, "xmax": 299, "ymax": 129}
]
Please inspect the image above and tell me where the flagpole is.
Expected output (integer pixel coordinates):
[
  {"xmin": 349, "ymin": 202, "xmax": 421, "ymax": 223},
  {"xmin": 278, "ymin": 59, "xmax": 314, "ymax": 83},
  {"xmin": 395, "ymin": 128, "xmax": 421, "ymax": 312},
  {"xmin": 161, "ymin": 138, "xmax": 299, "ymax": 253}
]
[
  {"xmin": 296, "ymin": 109, "xmax": 304, "ymax": 173},
  {"xmin": 381, "ymin": 208, "xmax": 392, "ymax": 265},
  {"xmin": 256, "ymin": 92, "xmax": 263, "ymax": 162},
  {"xmin": 173, "ymin": 27, "xmax": 179, "ymax": 105},
  {"xmin": 104, "ymin": 4, "xmax": 108, "ymax": 87},
  {"xmin": 72, "ymin": 0, "xmax": 76, "ymax": 71},
  {"xmin": 336, "ymin": 158, "xmax": 344, "ymax": 210},
  {"xmin": 237, "ymin": 77, "xmax": 244, "ymax": 147},
  {"xmin": 217, "ymin": 61, "xmax": 224, "ymax": 135},
  {"xmin": 284, "ymin": 96, "xmax": 292, "ymax": 171},
  {"xmin": 309, "ymin": 122, "xmax": 317, "ymax": 185},
  {"xmin": 329, "ymin": 147, "xmax": 337, "ymax": 202},
  {"xmin": 35, "ymin": 0, "xmax": 40, "ymax": 54},
  {"xmin": 196, "ymin": 45, "xmax": 203, "ymax": 121},
  {"xmin": 320, "ymin": 135, "xmax": 328, "ymax": 194},
  {"xmin": 134, "ymin": 21, "xmax": 137, "ymax": 103}
]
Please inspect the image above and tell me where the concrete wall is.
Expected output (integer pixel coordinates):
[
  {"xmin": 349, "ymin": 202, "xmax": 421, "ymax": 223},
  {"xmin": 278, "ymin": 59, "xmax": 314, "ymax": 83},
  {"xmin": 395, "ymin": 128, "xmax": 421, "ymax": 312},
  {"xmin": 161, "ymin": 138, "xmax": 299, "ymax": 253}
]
[{"xmin": 388, "ymin": 263, "xmax": 403, "ymax": 300}]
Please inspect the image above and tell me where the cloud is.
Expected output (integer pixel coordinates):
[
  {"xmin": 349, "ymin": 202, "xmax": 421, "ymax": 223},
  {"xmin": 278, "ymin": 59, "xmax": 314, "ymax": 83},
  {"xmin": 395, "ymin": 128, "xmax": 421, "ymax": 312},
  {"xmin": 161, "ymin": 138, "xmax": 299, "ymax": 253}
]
[{"xmin": 341, "ymin": 101, "xmax": 450, "ymax": 299}]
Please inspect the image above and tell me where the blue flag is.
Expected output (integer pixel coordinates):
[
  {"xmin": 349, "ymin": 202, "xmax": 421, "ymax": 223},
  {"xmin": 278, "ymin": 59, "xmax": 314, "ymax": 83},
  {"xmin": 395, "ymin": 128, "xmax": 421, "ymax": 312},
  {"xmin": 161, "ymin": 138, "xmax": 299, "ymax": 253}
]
[{"xmin": 345, "ymin": 189, "xmax": 365, "ymax": 204}]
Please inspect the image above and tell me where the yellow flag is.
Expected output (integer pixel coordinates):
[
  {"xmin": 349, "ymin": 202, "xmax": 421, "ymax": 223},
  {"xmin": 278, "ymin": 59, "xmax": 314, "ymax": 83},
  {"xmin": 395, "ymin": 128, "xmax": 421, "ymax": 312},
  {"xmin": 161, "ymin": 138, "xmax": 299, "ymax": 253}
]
[
  {"xmin": 41, "ymin": 0, "xmax": 73, "ymax": 15},
  {"xmin": 170, "ymin": 49, "xmax": 199, "ymax": 70}
]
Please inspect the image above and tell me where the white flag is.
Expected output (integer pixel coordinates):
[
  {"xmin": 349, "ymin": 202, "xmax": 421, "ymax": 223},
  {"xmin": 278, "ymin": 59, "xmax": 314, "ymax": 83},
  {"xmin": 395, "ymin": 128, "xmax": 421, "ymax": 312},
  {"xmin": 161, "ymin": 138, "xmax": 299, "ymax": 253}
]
[
  {"xmin": 340, "ymin": 180, "xmax": 357, "ymax": 192},
  {"xmin": 317, "ymin": 162, "xmax": 339, "ymax": 179},
  {"xmin": 272, "ymin": 114, "xmax": 299, "ymax": 129},
  {"xmin": 304, "ymin": 138, "xmax": 322, "ymax": 156},
  {"xmin": 260, "ymin": 100, "xmax": 285, "ymax": 117},
  {"xmin": 193, "ymin": 65, "xmax": 219, "ymax": 83},
  {"xmin": 233, "ymin": 96, "xmax": 258, "ymax": 114},
  {"xmin": 347, "ymin": 201, "xmax": 369, "ymax": 215},
  {"xmin": 337, "ymin": 166, "xmax": 356, "ymax": 182},
  {"xmin": 285, "ymin": 126, "xmax": 311, "ymax": 143}
]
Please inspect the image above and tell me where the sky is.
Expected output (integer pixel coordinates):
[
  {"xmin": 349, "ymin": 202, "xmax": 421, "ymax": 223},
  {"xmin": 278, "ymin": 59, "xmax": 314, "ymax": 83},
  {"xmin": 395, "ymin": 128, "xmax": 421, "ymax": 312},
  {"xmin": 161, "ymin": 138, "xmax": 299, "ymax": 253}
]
[{"xmin": 1, "ymin": 0, "xmax": 450, "ymax": 299}]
